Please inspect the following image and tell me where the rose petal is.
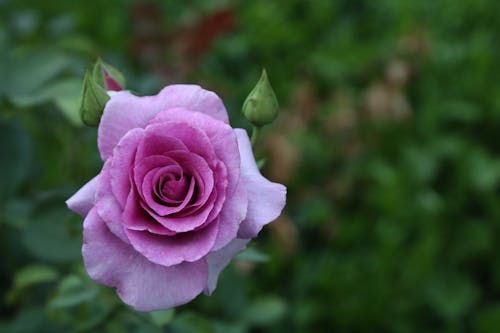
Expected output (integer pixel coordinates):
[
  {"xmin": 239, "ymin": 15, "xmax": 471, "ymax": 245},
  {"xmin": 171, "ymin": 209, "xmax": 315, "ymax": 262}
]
[
  {"xmin": 234, "ymin": 129, "xmax": 287, "ymax": 238},
  {"xmin": 66, "ymin": 176, "xmax": 98, "ymax": 217},
  {"xmin": 155, "ymin": 85, "xmax": 228, "ymax": 123},
  {"xmin": 135, "ymin": 131, "xmax": 188, "ymax": 162},
  {"xmin": 211, "ymin": 179, "xmax": 247, "ymax": 251},
  {"xmin": 204, "ymin": 238, "xmax": 248, "ymax": 295},
  {"xmin": 110, "ymin": 128, "xmax": 144, "ymax": 206},
  {"xmin": 95, "ymin": 159, "xmax": 130, "ymax": 243},
  {"xmin": 98, "ymin": 85, "xmax": 228, "ymax": 160},
  {"xmin": 150, "ymin": 108, "xmax": 240, "ymax": 196},
  {"xmin": 142, "ymin": 122, "xmax": 218, "ymax": 165},
  {"xmin": 131, "ymin": 153, "xmax": 217, "ymax": 233},
  {"xmin": 83, "ymin": 208, "xmax": 208, "ymax": 312},
  {"xmin": 202, "ymin": 160, "xmax": 228, "ymax": 226},
  {"xmin": 122, "ymin": 191, "xmax": 177, "ymax": 236},
  {"xmin": 143, "ymin": 199, "xmax": 215, "ymax": 234},
  {"xmin": 98, "ymin": 92, "xmax": 158, "ymax": 161},
  {"xmin": 133, "ymin": 155, "xmax": 183, "ymax": 214},
  {"xmin": 135, "ymin": 151, "xmax": 214, "ymax": 220},
  {"xmin": 134, "ymin": 155, "xmax": 179, "ymax": 187},
  {"xmin": 143, "ymin": 164, "xmax": 192, "ymax": 207},
  {"xmin": 125, "ymin": 218, "xmax": 220, "ymax": 266}
]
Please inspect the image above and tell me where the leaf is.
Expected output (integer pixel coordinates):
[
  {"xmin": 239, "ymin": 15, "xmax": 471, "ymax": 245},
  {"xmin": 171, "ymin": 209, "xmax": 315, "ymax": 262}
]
[
  {"xmin": 213, "ymin": 322, "xmax": 247, "ymax": 333},
  {"xmin": 235, "ymin": 247, "xmax": 269, "ymax": 263},
  {"xmin": 48, "ymin": 275, "xmax": 98, "ymax": 308},
  {"xmin": 149, "ymin": 309, "xmax": 175, "ymax": 327},
  {"xmin": 12, "ymin": 265, "xmax": 59, "ymax": 290},
  {"xmin": 1, "ymin": 198, "xmax": 32, "ymax": 228},
  {"xmin": 0, "ymin": 120, "xmax": 33, "ymax": 200},
  {"xmin": 53, "ymin": 80, "xmax": 83, "ymax": 125},
  {"xmin": 170, "ymin": 312, "xmax": 216, "ymax": 333},
  {"xmin": 6, "ymin": 265, "xmax": 59, "ymax": 304},
  {"xmin": 21, "ymin": 199, "xmax": 80, "ymax": 263},
  {"xmin": 475, "ymin": 305, "xmax": 500, "ymax": 333},
  {"xmin": 244, "ymin": 296, "xmax": 286, "ymax": 326},
  {"xmin": 1, "ymin": 306, "xmax": 54, "ymax": 333},
  {"xmin": 427, "ymin": 274, "xmax": 480, "ymax": 322},
  {"xmin": 10, "ymin": 78, "xmax": 83, "ymax": 125},
  {"xmin": 6, "ymin": 49, "xmax": 77, "ymax": 98}
]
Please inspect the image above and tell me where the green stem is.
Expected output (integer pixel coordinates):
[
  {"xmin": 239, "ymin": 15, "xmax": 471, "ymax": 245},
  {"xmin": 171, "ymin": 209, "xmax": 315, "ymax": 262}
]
[{"xmin": 251, "ymin": 126, "xmax": 261, "ymax": 148}]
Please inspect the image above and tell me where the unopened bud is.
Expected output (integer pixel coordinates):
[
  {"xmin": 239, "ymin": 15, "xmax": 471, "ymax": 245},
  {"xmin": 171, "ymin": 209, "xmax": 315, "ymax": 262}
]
[
  {"xmin": 242, "ymin": 69, "xmax": 279, "ymax": 127},
  {"xmin": 92, "ymin": 58, "xmax": 125, "ymax": 91}
]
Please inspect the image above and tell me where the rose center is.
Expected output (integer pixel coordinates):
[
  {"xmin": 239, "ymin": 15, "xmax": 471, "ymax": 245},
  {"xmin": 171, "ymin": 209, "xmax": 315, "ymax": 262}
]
[{"xmin": 160, "ymin": 176, "xmax": 189, "ymax": 201}]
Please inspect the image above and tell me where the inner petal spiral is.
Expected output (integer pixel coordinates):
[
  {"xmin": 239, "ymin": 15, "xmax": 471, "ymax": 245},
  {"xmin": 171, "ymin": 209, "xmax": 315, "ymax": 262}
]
[{"xmin": 160, "ymin": 175, "xmax": 190, "ymax": 201}]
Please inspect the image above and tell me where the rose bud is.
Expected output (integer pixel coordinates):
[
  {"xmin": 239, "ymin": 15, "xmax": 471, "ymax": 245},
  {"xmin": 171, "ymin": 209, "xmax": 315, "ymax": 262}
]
[
  {"xmin": 80, "ymin": 60, "xmax": 126, "ymax": 126},
  {"xmin": 79, "ymin": 70, "xmax": 110, "ymax": 126},
  {"xmin": 92, "ymin": 58, "xmax": 125, "ymax": 92},
  {"xmin": 242, "ymin": 69, "xmax": 280, "ymax": 127},
  {"xmin": 67, "ymin": 85, "xmax": 286, "ymax": 311}
]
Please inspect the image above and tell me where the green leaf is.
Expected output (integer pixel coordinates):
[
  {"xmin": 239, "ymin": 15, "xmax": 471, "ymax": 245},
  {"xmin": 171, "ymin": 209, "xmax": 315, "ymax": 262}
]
[
  {"xmin": 427, "ymin": 275, "xmax": 480, "ymax": 322},
  {"xmin": 12, "ymin": 265, "xmax": 58, "ymax": 290},
  {"xmin": 475, "ymin": 305, "xmax": 500, "ymax": 333},
  {"xmin": 0, "ymin": 120, "xmax": 33, "ymax": 200},
  {"xmin": 1, "ymin": 198, "xmax": 32, "ymax": 228},
  {"xmin": 150, "ymin": 309, "xmax": 175, "ymax": 327},
  {"xmin": 213, "ymin": 322, "xmax": 247, "ymax": 333},
  {"xmin": 10, "ymin": 78, "xmax": 83, "ymax": 125},
  {"xmin": 53, "ymin": 79, "xmax": 83, "ymax": 125},
  {"xmin": 236, "ymin": 247, "xmax": 269, "ymax": 263},
  {"xmin": 244, "ymin": 296, "xmax": 286, "ymax": 326},
  {"xmin": 1, "ymin": 306, "xmax": 55, "ymax": 333},
  {"xmin": 48, "ymin": 275, "xmax": 98, "ymax": 308},
  {"xmin": 21, "ymin": 199, "xmax": 80, "ymax": 263},
  {"xmin": 170, "ymin": 312, "xmax": 216, "ymax": 333},
  {"xmin": 6, "ymin": 265, "xmax": 59, "ymax": 303},
  {"xmin": 6, "ymin": 49, "xmax": 77, "ymax": 98}
]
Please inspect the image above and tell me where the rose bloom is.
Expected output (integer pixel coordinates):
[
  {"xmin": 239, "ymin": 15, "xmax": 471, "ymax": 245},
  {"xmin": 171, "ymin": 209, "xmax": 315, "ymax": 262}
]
[{"xmin": 66, "ymin": 85, "xmax": 286, "ymax": 311}]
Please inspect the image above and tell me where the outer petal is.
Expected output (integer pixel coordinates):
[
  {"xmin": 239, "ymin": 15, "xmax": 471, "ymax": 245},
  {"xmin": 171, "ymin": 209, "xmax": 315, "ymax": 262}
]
[
  {"xmin": 155, "ymin": 85, "xmax": 229, "ymax": 124},
  {"xmin": 98, "ymin": 92, "xmax": 158, "ymax": 161},
  {"xmin": 83, "ymin": 208, "xmax": 208, "ymax": 312},
  {"xmin": 235, "ymin": 129, "xmax": 287, "ymax": 238},
  {"xmin": 98, "ymin": 85, "xmax": 228, "ymax": 160},
  {"xmin": 211, "ymin": 180, "xmax": 247, "ymax": 251},
  {"xmin": 204, "ymin": 238, "xmax": 248, "ymax": 295},
  {"xmin": 97, "ymin": 127, "xmax": 160, "ymax": 242},
  {"xmin": 66, "ymin": 176, "xmax": 98, "ymax": 217},
  {"xmin": 95, "ymin": 159, "xmax": 130, "ymax": 243},
  {"xmin": 110, "ymin": 128, "xmax": 144, "ymax": 206}
]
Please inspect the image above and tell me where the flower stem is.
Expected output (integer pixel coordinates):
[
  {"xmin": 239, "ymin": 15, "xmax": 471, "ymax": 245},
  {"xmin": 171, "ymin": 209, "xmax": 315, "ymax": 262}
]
[{"xmin": 251, "ymin": 126, "xmax": 261, "ymax": 148}]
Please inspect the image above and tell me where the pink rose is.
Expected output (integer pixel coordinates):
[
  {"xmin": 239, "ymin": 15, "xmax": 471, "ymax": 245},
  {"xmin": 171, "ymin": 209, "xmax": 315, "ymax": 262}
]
[{"xmin": 66, "ymin": 85, "xmax": 286, "ymax": 311}]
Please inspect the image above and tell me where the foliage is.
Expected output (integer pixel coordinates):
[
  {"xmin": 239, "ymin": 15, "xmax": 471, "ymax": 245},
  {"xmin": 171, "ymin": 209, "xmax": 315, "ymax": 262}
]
[{"xmin": 2, "ymin": 0, "xmax": 500, "ymax": 332}]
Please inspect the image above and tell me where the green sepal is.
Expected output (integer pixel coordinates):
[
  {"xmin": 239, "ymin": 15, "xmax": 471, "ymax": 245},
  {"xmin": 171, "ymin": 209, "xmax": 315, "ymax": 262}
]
[
  {"xmin": 92, "ymin": 58, "xmax": 126, "ymax": 90},
  {"xmin": 79, "ymin": 70, "xmax": 110, "ymax": 126}
]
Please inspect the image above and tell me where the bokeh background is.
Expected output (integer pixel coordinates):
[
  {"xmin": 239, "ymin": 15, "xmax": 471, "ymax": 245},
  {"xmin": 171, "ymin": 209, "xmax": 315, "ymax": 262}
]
[{"xmin": 2, "ymin": 0, "xmax": 500, "ymax": 332}]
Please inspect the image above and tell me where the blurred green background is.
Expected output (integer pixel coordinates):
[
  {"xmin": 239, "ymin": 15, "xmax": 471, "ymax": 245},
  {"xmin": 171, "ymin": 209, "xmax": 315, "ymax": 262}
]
[{"xmin": 2, "ymin": 0, "xmax": 500, "ymax": 332}]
